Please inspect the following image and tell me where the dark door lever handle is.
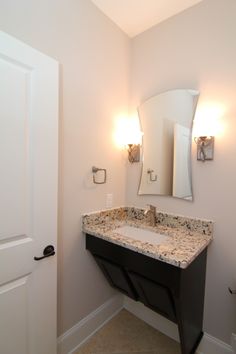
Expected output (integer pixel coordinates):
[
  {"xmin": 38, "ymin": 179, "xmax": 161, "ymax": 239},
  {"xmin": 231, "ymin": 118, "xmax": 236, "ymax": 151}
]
[{"xmin": 34, "ymin": 245, "xmax": 55, "ymax": 261}]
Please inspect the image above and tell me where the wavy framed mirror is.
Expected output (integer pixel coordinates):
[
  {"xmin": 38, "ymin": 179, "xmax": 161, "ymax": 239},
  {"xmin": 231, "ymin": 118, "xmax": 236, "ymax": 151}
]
[{"xmin": 138, "ymin": 89, "xmax": 199, "ymax": 200}]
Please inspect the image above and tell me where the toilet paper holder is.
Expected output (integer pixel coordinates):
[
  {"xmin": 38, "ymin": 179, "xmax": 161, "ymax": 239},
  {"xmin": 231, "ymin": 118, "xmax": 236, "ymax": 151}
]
[{"xmin": 92, "ymin": 166, "xmax": 107, "ymax": 184}]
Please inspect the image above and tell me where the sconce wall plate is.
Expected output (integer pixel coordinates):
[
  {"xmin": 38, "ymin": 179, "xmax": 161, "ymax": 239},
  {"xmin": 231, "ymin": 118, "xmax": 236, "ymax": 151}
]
[
  {"xmin": 195, "ymin": 136, "xmax": 214, "ymax": 161},
  {"xmin": 128, "ymin": 144, "xmax": 140, "ymax": 163}
]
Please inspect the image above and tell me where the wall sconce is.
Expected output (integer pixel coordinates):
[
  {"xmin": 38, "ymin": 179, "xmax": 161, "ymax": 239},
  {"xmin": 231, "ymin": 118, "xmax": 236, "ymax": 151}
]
[
  {"xmin": 126, "ymin": 129, "xmax": 143, "ymax": 163},
  {"xmin": 194, "ymin": 136, "xmax": 214, "ymax": 161},
  {"xmin": 193, "ymin": 102, "xmax": 225, "ymax": 162},
  {"xmin": 114, "ymin": 115, "xmax": 143, "ymax": 163}
]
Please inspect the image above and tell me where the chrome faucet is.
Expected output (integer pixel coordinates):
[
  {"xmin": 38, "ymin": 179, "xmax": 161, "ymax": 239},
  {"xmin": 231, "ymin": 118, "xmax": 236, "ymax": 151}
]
[{"xmin": 144, "ymin": 204, "xmax": 156, "ymax": 226}]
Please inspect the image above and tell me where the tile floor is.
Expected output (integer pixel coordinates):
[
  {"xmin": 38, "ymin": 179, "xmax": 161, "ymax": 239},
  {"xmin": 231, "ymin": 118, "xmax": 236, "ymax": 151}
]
[{"xmin": 75, "ymin": 309, "xmax": 181, "ymax": 354}]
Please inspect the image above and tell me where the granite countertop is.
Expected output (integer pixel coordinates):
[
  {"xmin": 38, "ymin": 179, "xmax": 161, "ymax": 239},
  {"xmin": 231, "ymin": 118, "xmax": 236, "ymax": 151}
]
[{"xmin": 82, "ymin": 207, "xmax": 213, "ymax": 269}]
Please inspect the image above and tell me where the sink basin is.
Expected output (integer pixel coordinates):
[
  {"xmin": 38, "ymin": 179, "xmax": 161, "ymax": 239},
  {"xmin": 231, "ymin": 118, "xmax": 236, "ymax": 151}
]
[{"xmin": 113, "ymin": 225, "xmax": 168, "ymax": 245}]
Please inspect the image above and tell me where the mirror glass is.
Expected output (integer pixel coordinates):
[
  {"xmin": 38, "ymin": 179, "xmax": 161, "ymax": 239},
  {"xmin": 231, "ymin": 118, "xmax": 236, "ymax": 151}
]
[{"xmin": 138, "ymin": 89, "xmax": 199, "ymax": 200}]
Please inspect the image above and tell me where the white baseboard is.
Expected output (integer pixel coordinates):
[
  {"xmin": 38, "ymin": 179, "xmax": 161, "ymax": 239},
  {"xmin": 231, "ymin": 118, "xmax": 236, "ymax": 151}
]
[
  {"xmin": 57, "ymin": 294, "xmax": 123, "ymax": 354},
  {"xmin": 197, "ymin": 333, "xmax": 234, "ymax": 354},
  {"xmin": 58, "ymin": 294, "xmax": 233, "ymax": 354},
  {"xmin": 123, "ymin": 295, "xmax": 179, "ymax": 342},
  {"xmin": 124, "ymin": 296, "xmax": 233, "ymax": 354}
]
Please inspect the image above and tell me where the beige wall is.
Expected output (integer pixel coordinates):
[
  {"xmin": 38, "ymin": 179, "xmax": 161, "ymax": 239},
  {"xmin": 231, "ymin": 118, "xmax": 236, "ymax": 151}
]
[
  {"xmin": 0, "ymin": 0, "xmax": 130, "ymax": 335},
  {"xmin": 1, "ymin": 0, "xmax": 236, "ymax": 346},
  {"xmin": 128, "ymin": 0, "xmax": 236, "ymax": 344}
]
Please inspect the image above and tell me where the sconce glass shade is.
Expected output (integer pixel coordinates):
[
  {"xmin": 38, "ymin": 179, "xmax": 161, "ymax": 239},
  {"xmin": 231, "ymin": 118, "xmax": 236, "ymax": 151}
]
[
  {"xmin": 193, "ymin": 103, "xmax": 224, "ymax": 137},
  {"xmin": 123, "ymin": 130, "xmax": 143, "ymax": 146}
]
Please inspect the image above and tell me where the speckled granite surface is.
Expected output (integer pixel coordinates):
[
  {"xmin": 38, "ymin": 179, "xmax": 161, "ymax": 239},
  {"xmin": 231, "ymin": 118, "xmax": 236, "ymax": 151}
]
[{"xmin": 82, "ymin": 207, "xmax": 213, "ymax": 269}]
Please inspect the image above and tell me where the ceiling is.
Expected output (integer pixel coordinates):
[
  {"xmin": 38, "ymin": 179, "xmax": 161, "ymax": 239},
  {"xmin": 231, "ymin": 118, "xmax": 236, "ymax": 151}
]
[{"xmin": 91, "ymin": 0, "xmax": 203, "ymax": 37}]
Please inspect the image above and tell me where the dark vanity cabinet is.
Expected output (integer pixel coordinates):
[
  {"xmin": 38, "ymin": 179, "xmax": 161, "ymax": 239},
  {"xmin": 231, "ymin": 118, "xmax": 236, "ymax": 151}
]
[{"xmin": 86, "ymin": 234, "xmax": 207, "ymax": 354}]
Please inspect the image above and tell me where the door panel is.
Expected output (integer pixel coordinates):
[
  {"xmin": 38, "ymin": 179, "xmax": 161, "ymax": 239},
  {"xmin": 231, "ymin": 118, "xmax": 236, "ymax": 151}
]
[
  {"xmin": 0, "ymin": 31, "xmax": 58, "ymax": 354},
  {"xmin": 0, "ymin": 58, "xmax": 30, "ymax": 241},
  {"xmin": 0, "ymin": 276, "xmax": 29, "ymax": 354}
]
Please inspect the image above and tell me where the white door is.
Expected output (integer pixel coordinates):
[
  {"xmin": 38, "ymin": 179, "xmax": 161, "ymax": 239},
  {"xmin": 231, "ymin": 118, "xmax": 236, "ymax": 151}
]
[
  {"xmin": 173, "ymin": 123, "xmax": 192, "ymax": 199},
  {"xmin": 0, "ymin": 32, "xmax": 58, "ymax": 354}
]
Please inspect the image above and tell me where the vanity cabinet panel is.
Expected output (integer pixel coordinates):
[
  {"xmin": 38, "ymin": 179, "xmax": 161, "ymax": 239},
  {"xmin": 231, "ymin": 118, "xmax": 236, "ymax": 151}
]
[
  {"xmin": 86, "ymin": 234, "xmax": 207, "ymax": 354},
  {"xmin": 93, "ymin": 255, "xmax": 138, "ymax": 300},
  {"xmin": 176, "ymin": 248, "xmax": 207, "ymax": 354},
  {"xmin": 86, "ymin": 234, "xmax": 181, "ymax": 294},
  {"xmin": 128, "ymin": 271, "xmax": 176, "ymax": 322}
]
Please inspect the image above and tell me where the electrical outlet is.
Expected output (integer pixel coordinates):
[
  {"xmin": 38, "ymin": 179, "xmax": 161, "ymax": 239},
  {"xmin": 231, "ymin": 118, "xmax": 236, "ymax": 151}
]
[
  {"xmin": 106, "ymin": 193, "xmax": 113, "ymax": 208},
  {"xmin": 231, "ymin": 333, "xmax": 236, "ymax": 352}
]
